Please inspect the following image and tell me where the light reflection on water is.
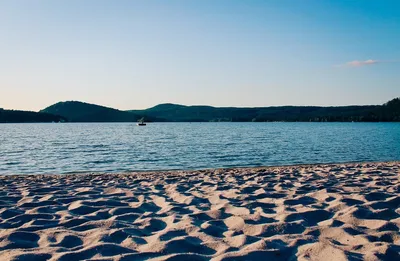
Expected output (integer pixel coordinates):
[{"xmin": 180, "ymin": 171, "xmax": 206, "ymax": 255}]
[{"xmin": 0, "ymin": 122, "xmax": 399, "ymax": 174}]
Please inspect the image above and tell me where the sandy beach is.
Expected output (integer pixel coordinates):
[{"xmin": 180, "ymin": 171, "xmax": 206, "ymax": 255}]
[{"xmin": 0, "ymin": 162, "xmax": 399, "ymax": 260}]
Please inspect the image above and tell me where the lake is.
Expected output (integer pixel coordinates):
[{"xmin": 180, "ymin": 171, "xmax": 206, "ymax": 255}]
[{"xmin": 1, "ymin": 122, "xmax": 399, "ymax": 175}]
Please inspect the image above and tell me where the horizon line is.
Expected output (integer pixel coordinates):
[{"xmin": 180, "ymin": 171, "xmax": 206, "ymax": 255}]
[{"xmin": 3, "ymin": 98, "xmax": 398, "ymax": 112}]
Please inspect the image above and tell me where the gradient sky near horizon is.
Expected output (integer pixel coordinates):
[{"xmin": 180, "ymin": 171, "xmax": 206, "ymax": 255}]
[{"xmin": 1, "ymin": 0, "xmax": 399, "ymax": 111}]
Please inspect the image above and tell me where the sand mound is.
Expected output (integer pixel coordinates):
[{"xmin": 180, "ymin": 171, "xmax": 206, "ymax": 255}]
[{"xmin": 0, "ymin": 162, "xmax": 399, "ymax": 260}]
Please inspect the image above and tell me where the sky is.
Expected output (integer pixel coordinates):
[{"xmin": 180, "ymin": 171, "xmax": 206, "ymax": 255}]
[{"xmin": 1, "ymin": 0, "xmax": 399, "ymax": 111}]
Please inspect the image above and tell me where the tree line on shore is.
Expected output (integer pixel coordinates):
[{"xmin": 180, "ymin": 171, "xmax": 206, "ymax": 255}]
[
  {"xmin": 1, "ymin": 97, "xmax": 399, "ymax": 123},
  {"xmin": 0, "ymin": 109, "xmax": 66, "ymax": 123}
]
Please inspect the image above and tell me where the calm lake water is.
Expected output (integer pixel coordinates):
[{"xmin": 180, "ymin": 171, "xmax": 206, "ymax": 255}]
[{"xmin": 1, "ymin": 122, "xmax": 399, "ymax": 175}]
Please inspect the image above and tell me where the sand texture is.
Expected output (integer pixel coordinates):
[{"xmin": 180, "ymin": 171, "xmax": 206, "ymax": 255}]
[{"xmin": 0, "ymin": 162, "xmax": 399, "ymax": 260}]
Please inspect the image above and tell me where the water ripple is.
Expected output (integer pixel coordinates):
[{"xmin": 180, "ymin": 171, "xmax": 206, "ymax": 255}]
[{"xmin": 0, "ymin": 122, "xmax": 399, "ymax": 175}]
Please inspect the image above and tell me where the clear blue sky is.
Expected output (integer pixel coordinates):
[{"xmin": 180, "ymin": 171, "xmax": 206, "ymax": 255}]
[{"xmin": 1, "ymin": 0, "xmax": 399, "ymax": 111}]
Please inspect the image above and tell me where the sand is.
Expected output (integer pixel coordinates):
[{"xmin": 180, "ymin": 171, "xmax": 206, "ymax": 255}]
[{"xmin": 0, "ymin": 162, "xmax": 399, "ymax": 261}]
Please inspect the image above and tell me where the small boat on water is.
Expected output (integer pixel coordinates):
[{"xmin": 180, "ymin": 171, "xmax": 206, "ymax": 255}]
[{"xmin": 137, "ymin": 117, "xmax": 146, "ymax": 126}]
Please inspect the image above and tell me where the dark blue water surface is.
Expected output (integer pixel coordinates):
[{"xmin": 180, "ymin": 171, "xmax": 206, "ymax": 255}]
[{"xmin": 1, "ymin": 122, "xmax": 399, "ymax": 174}]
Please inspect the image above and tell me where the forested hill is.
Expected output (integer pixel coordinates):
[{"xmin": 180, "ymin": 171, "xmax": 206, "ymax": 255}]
[
  {"xmin": 130, "ymin": 98, "xmax": 400, "ymax": 122},
  {"xmin": 0, "ymin": 109, "xmax": 66, "ymax": 123},
  {"xmin": 41, "ymin": 101, "xmax": 143, "ymax": 122},
  {"xmin": 4, "ymin": 97, "xmax": 399, "ymax": 123},
  {"xmin": 378, "ymin": 97, "xmax": 400, "ymax": 121}
]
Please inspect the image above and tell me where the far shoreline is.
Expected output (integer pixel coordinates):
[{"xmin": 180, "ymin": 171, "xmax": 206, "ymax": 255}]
[{"xmin": 2, "ymin": 121, "xmax": 400, "ymax": 124}]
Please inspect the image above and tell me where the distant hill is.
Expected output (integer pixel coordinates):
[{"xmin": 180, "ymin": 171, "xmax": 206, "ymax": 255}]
[
  {"xmin": 0, "ymin": 109, "xmax": 66, "ymax": 123},
  {"xmin": 376, "ymin": 97, "xmax": 400, "ymax": 121},
  {"xmin": 129, "ymin": 103, "xmax": 227, "ymax": 122},
  {"xmin": 41, "ymin": 101, "xmax": 142, "ymax": 122},
  {"xmin": 129, "ymin": 98, "xmax": 400, "ymax": 122},
  {"xmin": 33, "ymin": 97, "xmax": 400, "ymax": 123}
]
